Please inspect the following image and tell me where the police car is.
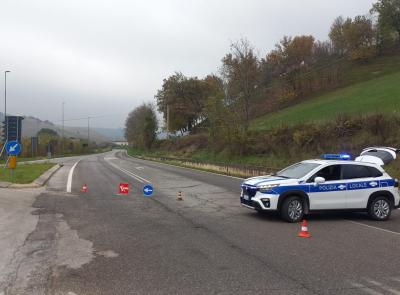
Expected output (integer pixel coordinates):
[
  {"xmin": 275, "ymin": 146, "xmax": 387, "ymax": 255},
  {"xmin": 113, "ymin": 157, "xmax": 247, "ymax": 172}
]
[{"xmin": 240, "ymin": 147, "xmax": 400, "ymax": 222}]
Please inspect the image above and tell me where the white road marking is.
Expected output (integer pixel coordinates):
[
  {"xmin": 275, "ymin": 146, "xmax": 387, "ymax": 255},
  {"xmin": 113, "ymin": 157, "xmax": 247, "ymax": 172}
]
[
  {"xmin": 351, "ymin": 283, "xmax": 383, "ymax": 295},
  {"xmin": 364, "ymin": 278, "xmax": 400, "ymax": 295},
  {"xmin": 135, "ymin": 166, "xmax": 144, "ymax": 170},
  {"xmin": 125, "ymin": 152, "xmax": 245, "ymax": 181},
  {"xmin": 391, "ymin": 278, "xmax": 400, "ymax": 282},
  {"xmin": 104, "ymin": 156, "xmax": 118, "ymax": 160},
  {"xmin": 105, "ymin": 158, "xmax": 151, "ymax": 183},
  {"xmin": 66, "ymin": 160, "xmax": 80, "ymax": 193},
  {"xmin": 347, "ymin": 220, "xmax": 400, "ymax": 236}
]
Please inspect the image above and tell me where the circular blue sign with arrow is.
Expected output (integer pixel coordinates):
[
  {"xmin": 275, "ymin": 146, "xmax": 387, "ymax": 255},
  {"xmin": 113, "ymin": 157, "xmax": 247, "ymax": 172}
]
[
  {"xmin": 6, "ymin": 141, "xmax": 21, "ymax": 155},
  {"xmin": 143, "ymin": 184, "xmax": 154, "ymax": 196}
]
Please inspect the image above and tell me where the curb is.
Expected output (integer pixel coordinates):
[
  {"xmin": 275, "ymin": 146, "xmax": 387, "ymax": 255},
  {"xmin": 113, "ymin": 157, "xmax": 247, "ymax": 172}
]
[{"xmin": 5, "ymin": 164, "xmax": 62, "ymax": 189}]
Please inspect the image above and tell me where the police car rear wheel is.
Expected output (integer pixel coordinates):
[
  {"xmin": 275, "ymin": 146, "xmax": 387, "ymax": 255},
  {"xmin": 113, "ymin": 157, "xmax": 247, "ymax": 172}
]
[
  {"xmin": 368, "ymin": 196, "xmax": 391, "ymax": 221},
  {"xmin": 281, "ymin": 196, "xmax": 304, "ymax": 223}
]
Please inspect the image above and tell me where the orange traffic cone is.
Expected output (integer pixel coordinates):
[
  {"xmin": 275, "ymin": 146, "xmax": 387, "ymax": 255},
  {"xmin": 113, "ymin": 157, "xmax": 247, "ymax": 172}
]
[
  {"xmin": 177, "ymin": 191, "xmax": 183, "ymax": 201},
  {"xmin": 298, "ymin": 220, "xmax": 311, "ymax": 238},
  {"xmin": 81, "ymin": 184, "xmax": 88, "ymax": 193}
]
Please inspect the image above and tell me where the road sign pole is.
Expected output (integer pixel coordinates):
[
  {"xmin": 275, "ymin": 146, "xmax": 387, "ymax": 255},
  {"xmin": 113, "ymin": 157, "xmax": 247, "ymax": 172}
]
[{"xmin": 0, "ymin": 140, "xmax": 6, "ymax": 159}]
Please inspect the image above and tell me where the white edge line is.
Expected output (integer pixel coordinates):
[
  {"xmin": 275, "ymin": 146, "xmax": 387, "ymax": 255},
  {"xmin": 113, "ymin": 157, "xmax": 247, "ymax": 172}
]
[
  {"xmin": 347, "ymin": 220, "xmax": 400, "ymax": 236},
  {"xmin": 66, "ymin": 160, "xmax": 81, "ymax": 193},
  {"xmin": 124, "ymin": 151, "xmax": 245, "ymax": 181}
]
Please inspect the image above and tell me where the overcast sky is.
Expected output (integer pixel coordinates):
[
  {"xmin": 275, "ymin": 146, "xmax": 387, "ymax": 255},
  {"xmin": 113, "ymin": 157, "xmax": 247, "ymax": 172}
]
[{"xmin": 0, "ymin": 0, "xmax": 375, "ymax": 128}]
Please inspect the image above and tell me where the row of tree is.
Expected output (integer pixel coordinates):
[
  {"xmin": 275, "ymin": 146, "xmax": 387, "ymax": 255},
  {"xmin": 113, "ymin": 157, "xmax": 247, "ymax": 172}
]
[
  {"xmin": 17, "ymin": 128, "xmax": 97, "ymax": 158},
  {"xmin": 125, "ymin": 0, "xmax": 400, "ymax": 153}
]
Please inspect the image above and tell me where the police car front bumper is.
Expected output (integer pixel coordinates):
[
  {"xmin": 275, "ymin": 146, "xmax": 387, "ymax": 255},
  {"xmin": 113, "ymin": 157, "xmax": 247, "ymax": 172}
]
[{"xmin": 240, "ymin": 192, "xmax": 279, "ymax": 211}]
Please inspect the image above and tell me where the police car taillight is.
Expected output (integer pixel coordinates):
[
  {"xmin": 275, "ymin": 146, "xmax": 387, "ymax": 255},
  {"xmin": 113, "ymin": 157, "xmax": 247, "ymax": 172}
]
[{"xmin": 322, "ymin": 153, "xmax": 352, "ymax": 160}]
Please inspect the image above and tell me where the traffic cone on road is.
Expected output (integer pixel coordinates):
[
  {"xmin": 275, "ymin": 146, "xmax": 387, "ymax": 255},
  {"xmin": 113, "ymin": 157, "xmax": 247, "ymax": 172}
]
[
  {"xmin": 177, "ymin": 191, "xmax": 183, "ymax": 201},
  {"xmin": 298, "ymin": 220, "xmax": 311, "ymax": 238},
  {"xmin": 81, "ymin": 184, "xmax": 88, "ymax": 193}
]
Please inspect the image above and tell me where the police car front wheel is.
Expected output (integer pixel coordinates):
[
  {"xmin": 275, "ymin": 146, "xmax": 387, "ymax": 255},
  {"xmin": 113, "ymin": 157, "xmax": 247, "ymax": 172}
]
[
  {"xmin": 368, "ymin": 196, "xmax": 392, "ymax": 221},
  {"xmin": 281, "ymin": 196, "xmax": 304, "ymax": 223}
]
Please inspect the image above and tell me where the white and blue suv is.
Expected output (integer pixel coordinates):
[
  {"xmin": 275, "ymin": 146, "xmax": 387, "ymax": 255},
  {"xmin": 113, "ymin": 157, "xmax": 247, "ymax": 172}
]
[{"xmin": 240, "ymin": 147, "xmax": 400, "ymax": 222}]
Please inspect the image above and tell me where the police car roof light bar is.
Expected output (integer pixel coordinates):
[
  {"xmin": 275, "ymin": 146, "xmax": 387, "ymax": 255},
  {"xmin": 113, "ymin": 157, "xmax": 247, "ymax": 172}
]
[{"xmin": 322, "ymin": 153, "xmax": 352, "ymax": 160}]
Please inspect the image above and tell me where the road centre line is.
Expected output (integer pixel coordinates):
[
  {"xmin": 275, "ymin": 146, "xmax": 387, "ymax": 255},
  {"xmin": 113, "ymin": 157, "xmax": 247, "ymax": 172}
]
[
  {"xmin": 67, "ymin": 160, "xmax": 80, "ymax": 193},
  {"xmin": 105, "ymin": 157, "xmax": 151, "ymax": 183},
  {"xmin": 347, "ymin": 220, "xmax": 400, "ymax": 236}
]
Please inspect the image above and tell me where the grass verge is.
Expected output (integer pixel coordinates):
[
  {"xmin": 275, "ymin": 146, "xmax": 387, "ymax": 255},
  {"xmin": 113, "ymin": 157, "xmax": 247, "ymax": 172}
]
[{"xmin": 0, "ymin": 163, "xmax": 55, "ymax": 184}]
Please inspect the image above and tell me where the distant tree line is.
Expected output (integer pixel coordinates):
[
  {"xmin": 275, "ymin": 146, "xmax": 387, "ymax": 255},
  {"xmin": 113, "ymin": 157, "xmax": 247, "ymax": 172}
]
[
  {"xmin": 14, "ymin": 128, "xmax": 99, "ymax": 158},
  {"xmin": 125, "ymin": 0, "xmax": 400, "ymax": 154}
]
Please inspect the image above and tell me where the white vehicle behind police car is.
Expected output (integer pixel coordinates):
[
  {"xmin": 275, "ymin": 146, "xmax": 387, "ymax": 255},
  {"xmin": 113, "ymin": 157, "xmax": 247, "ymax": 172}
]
[{"xmin": 240, "ymin": 147, "xmax": 400, "ymax": 222}]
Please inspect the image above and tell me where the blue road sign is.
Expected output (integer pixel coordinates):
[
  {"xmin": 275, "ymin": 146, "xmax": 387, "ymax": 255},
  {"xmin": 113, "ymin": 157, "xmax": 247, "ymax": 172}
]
[
  {"xmin": 6, "ymin": 141, "xmax": 21, "ymax": 155},
  {"xmin": 143, "ymin": 184, "xmax": 154, "ymax": 196}
]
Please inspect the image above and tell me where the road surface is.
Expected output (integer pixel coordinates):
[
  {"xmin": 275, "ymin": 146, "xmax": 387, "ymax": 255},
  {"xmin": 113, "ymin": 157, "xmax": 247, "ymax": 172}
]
[{"xmin": 1, "ymin": 150, "xmax": 400, "ymax": 294}]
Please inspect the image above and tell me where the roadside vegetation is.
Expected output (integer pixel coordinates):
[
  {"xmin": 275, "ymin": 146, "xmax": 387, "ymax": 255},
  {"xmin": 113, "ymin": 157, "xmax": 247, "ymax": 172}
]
[
  {"xmin": 0, "ymin": 128, "xmax": 112, "ymax": 162},
  {"xmin": 125, "ymin": 0, "xmax": 400, "ymax": 176},
  {"xmin": 0, "ymin": 163, "xmax": 55, "ymax": 184}
]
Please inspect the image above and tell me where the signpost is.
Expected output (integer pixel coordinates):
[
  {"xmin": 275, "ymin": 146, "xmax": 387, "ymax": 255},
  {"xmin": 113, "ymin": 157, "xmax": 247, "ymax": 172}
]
[
  {"xmin": 4, "ymin": 141, "xmax": 20, "ymax": 182},
  {"xmin": 143, "ymin": 184, "xmax": 154, "ymax": 197},
  {"xmin": 6, "ymin": 141, "xmax": 21, "ymax": 155},
  {"xmin": 8, "ymin": 156, "xmax": 16, "ymax": 169},
  {"xmin": 31, "ymin": 137, "xmax": 38, "ymax": 157},
  {"xmin": 2, "ymin": 116, "xmax": 24, "ymax": 143}
]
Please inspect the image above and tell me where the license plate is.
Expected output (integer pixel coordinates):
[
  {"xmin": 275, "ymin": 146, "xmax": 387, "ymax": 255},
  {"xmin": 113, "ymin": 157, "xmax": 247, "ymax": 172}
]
[{"xmin": 243, "ymin": 195, "xmax": 249, "ymax": 201}]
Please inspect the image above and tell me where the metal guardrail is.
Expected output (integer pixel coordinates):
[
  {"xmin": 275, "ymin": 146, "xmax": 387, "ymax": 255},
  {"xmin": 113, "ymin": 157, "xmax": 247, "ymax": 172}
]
[{"xmin": 135, "ymin": 155, "xmax": 279, "ymax": 178}]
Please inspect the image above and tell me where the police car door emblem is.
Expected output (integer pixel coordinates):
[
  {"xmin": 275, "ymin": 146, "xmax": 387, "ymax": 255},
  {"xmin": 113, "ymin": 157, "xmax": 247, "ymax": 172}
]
[
  {"xmin": 369, "ymin": 181, "xmax": 378, "ymax": 187},
  {"xmin": 338, "ymin": 185, "xmax": 346, "ymax": 190}
]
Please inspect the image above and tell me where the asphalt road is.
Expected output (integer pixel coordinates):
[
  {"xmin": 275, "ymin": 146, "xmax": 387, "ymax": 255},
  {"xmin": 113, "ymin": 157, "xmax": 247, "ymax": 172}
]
[{"xmin": 3, "ymin": 150, "xmax": 400, "ymax": 295}]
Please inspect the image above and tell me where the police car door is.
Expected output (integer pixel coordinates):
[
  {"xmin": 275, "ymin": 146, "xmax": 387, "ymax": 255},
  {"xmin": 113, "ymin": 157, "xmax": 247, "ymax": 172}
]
[
  {"xmin": 308, "ymin": 165, "xmax": 347, "ymax": 210},
  {"xmin": 342, "ymin": 164, "xmax": 383, "ymax": 209}
]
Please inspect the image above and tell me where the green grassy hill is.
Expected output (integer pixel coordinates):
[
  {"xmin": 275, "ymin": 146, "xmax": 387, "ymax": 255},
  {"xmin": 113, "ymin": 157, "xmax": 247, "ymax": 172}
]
[{"xmin": 252, "ymin": 56, "xmax": 400, "ymax": 131}]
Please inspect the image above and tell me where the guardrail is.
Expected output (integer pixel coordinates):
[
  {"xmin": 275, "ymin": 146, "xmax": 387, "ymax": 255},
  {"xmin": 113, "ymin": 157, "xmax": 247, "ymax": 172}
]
[{"xmin": 133, "ymin": 154, "xmax": 278, "ymax": 178}]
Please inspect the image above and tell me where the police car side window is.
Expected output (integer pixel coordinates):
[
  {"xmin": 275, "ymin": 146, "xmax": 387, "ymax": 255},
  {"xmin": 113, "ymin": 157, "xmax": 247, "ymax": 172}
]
[
  {"xmin": 367, "ymin": 167, "xmax": 383, "ymax": 177},
  {"xmin": 342, "ymin": 165, "xmax": 377, "ymax": 179},
  {"xmin": 308, "ymin": 165, "xmax": 341, "ymax": 182}
]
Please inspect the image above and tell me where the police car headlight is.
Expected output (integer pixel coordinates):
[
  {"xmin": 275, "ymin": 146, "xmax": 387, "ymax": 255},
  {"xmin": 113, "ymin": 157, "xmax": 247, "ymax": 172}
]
[{"xmin": 258, "ymin": 184, "xmax": 279, "ymax": 193}]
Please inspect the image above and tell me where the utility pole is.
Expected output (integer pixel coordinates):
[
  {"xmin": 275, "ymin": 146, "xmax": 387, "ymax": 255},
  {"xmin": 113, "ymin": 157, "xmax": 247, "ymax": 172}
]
[
  {"xmin": 87, "ymin": 116, "xmax": 90, "ymax": 151},
  {"xmin": 62, "ymin": 101, "xmax": 65, "ymax": 155},
  {"xmin": 4, "ymin": 71, "xmax": 10, "ymax": 143},
  {"xmin": 166, "ymin": 104, "xmax": 170, "ymax": 138}
]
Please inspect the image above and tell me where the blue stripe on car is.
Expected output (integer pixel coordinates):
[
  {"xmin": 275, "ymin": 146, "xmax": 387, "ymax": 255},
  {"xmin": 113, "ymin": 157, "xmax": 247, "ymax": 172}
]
[{"xmin": 257, "ymin": 179, "xmax": 395, "ymax": 195}]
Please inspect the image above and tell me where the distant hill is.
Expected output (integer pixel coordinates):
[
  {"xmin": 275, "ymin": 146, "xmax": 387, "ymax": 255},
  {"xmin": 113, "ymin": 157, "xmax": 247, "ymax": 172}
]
[
  {"xmin": 0, "ymin": 113, "xmax": 125, "ymax": 143},
  {"xmin": 94, "ymin": 127, "xmax": 125, "ymax": 141}
]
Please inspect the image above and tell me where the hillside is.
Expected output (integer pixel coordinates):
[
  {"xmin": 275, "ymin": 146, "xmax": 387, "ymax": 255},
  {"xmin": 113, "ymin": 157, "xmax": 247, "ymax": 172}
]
[{"xmin": 251, "ymin": 56, "xmax": 400, "ymax": 131}]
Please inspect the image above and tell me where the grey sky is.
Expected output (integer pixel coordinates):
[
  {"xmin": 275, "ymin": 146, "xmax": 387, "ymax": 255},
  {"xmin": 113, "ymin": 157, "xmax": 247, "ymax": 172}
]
[{"xmin": 0, "ymin": 0, "xmax": 375, "ymax": 128}]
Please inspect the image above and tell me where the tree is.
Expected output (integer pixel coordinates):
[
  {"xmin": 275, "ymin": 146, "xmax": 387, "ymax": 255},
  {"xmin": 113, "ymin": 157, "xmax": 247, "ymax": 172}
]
[
  {"xmin": 285, "ymin": 35, "xmax": 315, "ymax": 67},
  {"xmin": 125, "ymin": 103, "xmax": 158, "ymax": 149},
  {"xmin": 221, "ymin": 39, "xmax": 260, "ymax": 136},
  {"xmin": 343, "ymin": 15, "xmax": 377, "ymax": 60},
  {"xmin": 371, "ymin": 0, "xmax": 400, "ymax": 51},
  {"xmin": 329, "ymin": 16, "xmax": 349, "ymax": 55},
  {"xmin": 329, "ymin": 15, "xmax": 376, "ymax": 60},
  {"xmin": 155, "ymin": 73, "xmax": 210, "ymax": 134}
]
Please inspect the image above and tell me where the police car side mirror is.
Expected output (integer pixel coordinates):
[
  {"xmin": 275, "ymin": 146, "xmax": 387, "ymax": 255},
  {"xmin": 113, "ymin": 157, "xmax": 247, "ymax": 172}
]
[{"xmin": 314, "ymin": 177, "xmax": 326, "ymax": 185}]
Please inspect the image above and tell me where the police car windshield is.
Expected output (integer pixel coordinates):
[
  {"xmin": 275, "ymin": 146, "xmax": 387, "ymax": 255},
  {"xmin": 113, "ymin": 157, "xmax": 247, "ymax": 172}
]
[{"xmin": 276, "ymin": 162, "xmax": 320, "ymax": 179}]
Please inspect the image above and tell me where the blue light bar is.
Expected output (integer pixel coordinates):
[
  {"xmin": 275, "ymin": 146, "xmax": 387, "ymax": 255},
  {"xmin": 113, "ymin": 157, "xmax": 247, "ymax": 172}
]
[{"xmin": 322, "ymin": 153, "xmax": 352, "ymax": 160}]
